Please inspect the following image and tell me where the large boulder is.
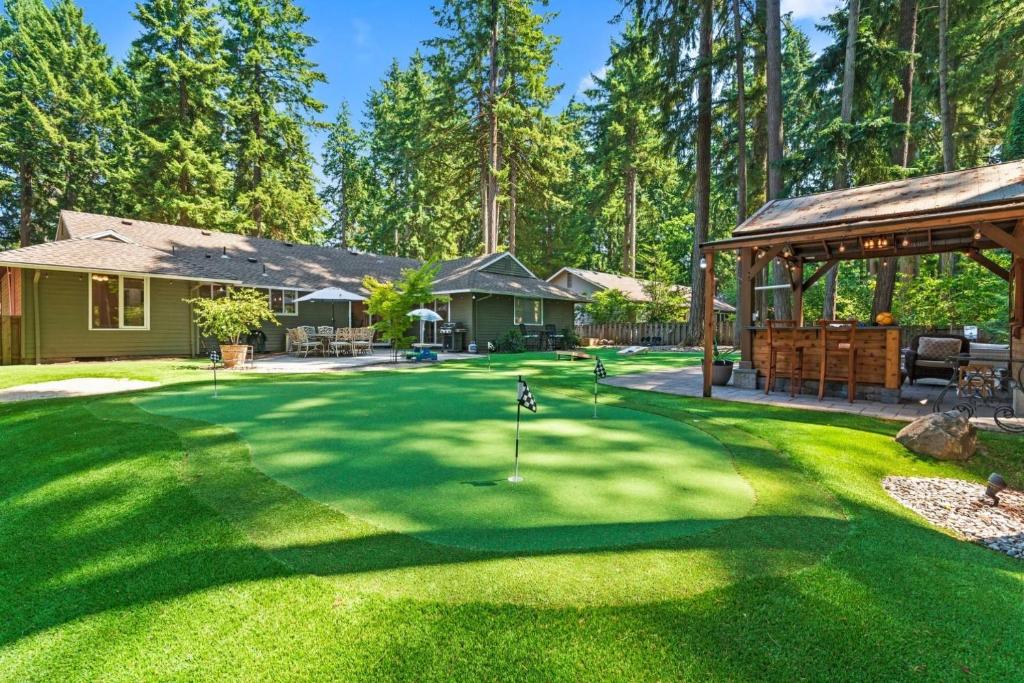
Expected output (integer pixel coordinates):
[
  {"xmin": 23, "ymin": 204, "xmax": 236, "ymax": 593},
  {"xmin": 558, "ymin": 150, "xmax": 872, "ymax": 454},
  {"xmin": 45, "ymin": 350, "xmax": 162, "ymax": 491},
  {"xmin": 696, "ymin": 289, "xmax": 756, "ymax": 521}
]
[{"xmin": 896, "ymin": 410, "xmax": 977, "ymax": 461}]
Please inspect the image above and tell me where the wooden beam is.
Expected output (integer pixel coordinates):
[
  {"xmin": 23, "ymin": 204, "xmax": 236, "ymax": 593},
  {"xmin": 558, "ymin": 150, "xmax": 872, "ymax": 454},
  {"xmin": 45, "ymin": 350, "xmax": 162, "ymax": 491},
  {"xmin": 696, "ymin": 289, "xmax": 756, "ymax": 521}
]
[
  {"xmin": 976, "ymin": 221, "xmax": 1024, "ymax": 257},
  {"xmin": 802, "ymin": 258, "xmax": 838, "ymax": 290},
  {"xmin": 792, "ymin": 259, "xmax": 804, "ymax": 326},
  {"xmin": 702, "ymin": 251, "xmax": 716, "ymax": 398},
  {"xmin": 747, "ymin": 244, "xmax": 786, "ymax": 280},
  {"xmin": 737, "ymin": 247, "xmax": 755, "ymax": 362},
  {"xmin": 1013, "ymin": 257, "xmax": 1024, "ymax": 339},
  {"xmin": 964, "ymin": 248, "xmax": 1010, "ymax": 281}
]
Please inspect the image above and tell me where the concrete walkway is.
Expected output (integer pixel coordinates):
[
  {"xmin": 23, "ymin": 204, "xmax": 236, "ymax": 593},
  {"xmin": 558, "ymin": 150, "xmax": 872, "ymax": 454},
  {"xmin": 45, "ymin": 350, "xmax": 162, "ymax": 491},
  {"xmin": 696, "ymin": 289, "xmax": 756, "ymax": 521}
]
[
  {"xmin": 0, "ymin": 378, "xmax": 160, "ymax": 403},
  {"xmin": 248, "ymin": 351, "xmax": 478, "ymax": 373},
  {"xmin": 602, "ymin": 365, "xmax": 967, "ymax": 424}
]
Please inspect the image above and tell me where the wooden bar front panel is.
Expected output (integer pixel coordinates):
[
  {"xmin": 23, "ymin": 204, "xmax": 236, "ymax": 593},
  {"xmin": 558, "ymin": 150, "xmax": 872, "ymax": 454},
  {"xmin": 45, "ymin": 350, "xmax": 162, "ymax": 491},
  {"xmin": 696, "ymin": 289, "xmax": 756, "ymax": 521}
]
[{"xmin": 750, "ymin": 327, "xmax": 902, "ymax": 389}]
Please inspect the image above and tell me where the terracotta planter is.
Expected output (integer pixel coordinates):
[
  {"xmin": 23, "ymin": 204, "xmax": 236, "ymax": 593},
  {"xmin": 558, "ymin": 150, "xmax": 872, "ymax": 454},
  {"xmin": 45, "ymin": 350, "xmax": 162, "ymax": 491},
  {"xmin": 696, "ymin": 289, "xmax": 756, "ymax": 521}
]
[{"xmin": 220, "ymin": 344, "xmax": 248, "ymax": 368}]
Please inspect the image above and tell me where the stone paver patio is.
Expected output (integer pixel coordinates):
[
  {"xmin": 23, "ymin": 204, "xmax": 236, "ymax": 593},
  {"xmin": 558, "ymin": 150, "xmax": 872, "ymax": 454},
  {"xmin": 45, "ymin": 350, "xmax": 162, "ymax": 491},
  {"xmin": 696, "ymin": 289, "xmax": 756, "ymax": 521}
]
[{"xmin": 602, "ymin": 365, "xmax": 1007, "ymax": 429}]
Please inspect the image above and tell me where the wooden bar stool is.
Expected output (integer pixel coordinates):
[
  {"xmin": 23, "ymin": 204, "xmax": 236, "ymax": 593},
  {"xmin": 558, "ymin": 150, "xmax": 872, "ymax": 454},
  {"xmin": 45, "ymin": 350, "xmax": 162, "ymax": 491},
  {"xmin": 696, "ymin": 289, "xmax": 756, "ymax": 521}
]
[
  {"xmin": 765, "ymin": 320, "xmax": 808, "ymax": 397},
  {"xmin": 817, "ymin": 319, "xmax": 859, "ymax": 403}
]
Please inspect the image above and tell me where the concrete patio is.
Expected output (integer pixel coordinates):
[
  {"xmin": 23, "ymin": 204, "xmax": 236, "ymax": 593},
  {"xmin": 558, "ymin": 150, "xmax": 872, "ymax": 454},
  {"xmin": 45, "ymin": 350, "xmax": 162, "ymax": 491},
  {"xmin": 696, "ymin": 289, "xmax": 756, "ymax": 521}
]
[
  {"xmin": 603, "ymin": 365, "xmax": 1011, "ymax": 430},
  {"xmin": 248, "ymin": 351, "xmax": 478, "ymax": 373}
]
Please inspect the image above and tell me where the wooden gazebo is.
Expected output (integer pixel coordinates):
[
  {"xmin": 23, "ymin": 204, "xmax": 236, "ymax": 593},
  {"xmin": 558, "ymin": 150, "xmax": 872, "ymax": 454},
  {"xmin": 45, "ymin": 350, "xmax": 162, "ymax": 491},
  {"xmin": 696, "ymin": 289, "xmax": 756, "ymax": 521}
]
[{"xmin": 699, "ymin": 161, "xmax": 1024, "ymax": 408}]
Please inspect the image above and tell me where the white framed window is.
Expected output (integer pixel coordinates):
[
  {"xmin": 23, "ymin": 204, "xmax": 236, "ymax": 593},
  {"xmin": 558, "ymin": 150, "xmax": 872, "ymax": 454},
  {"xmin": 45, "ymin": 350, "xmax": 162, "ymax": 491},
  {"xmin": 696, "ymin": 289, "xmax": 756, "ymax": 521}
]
[
  {"xmin": 264, "ymin": 288, "xmax": 299, "ymax": 316},
  {"xmin": 197, "ymin": 283, "xmax": 228, "ymax": 299},
  {"xmin": 514, "ymin": 297, "xmax": 543, "ymax": 326},
  {"xmin": 88, "ymin": 273, "xmax": 150, "ymax": 330}
]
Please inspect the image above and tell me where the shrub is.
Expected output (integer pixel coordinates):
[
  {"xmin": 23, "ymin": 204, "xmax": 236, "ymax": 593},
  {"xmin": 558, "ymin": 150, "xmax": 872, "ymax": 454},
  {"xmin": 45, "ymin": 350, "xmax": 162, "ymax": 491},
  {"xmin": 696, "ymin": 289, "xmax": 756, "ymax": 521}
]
[
  {"xmin": 561, "ymin": 327, "xmax": 581, "ymax": 348},
  {"xmin": 496, "ymin": 328, "xmax": 526, "ymax": 353},
  {"xmin": 585, "ymin": 288, "xmax": 637, "ymax": 323},
  {"xmin": 185, "ymin": 287, "xmax": 278, "ymax": 344}
]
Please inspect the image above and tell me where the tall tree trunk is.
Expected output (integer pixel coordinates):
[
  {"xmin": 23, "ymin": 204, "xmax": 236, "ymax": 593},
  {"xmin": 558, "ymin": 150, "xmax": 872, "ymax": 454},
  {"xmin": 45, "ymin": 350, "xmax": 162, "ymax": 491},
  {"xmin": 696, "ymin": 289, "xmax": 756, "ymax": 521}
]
[
  {"xmin": 823, "ymin": 0, "xmax": 860, "ymax": 319},
  {"xmin": 872, "ymin": 0, "xmax": 918, "ymax": 317},
  {"xmin": 938, "ymin": 0, "xmax": 956, "ymax": 274},
  {"xmin": 752, "ymin": 0, "xmax": 768, "ymax": 324},
  {"xmin": 686, "ymin": 0, "xmax": 713, "ymax": 344},
  {"xmin": 733, "ymin": 0, "xmax": 747, "ymax": 345},
  {"xmin": 765, "ymin": 0, "xmax": 790, "ymax": 319},
  {"xmin": 508, "ymin": 160, "xmax": 518, "ymax": 255},
  {"xmin": 623, "ymin": 164, "xmax": 637, "ymax": 275},
  {"xmin": 19, "ymin": 159, "xmax": 33, "ymax": 247},
  {"xmin": 485, "ymin": 0, "xmax": 500, "ymax": 254}
]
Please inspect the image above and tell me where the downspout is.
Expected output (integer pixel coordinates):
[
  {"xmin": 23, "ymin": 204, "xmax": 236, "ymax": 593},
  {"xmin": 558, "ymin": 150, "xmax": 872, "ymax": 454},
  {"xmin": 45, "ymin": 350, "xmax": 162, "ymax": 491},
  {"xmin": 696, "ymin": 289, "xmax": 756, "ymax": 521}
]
[
  {"xmin": 32, "ymin": 270, "xmax": 41, "ymax": 365},
  {"xmin": 472, "ymin": 293, "xmax": 492, "ymax": 350}
]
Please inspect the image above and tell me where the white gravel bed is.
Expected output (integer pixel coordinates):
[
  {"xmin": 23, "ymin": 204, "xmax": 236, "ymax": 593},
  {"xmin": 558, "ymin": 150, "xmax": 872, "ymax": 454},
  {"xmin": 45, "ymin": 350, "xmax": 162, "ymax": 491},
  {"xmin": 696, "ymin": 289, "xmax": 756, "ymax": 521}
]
[{"xmin": 883, "ymin": 476, "xmax": 1024, "ymax": 559}]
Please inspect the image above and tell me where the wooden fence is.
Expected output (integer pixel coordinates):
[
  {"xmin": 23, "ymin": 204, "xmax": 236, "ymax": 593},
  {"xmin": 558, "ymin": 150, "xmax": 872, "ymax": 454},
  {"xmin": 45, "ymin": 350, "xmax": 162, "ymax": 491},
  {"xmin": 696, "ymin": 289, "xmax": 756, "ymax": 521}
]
[{"xmin": 577, "ymin": 319, "xmax": 737, "ymax": 346}]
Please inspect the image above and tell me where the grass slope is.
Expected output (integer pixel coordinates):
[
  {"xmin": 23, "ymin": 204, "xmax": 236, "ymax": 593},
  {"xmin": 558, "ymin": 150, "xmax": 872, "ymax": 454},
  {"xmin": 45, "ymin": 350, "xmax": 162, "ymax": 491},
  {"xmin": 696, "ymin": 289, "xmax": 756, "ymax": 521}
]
[{"xmin": 1, "ymin": 351, "xmax": 1022, "ymax": 680}]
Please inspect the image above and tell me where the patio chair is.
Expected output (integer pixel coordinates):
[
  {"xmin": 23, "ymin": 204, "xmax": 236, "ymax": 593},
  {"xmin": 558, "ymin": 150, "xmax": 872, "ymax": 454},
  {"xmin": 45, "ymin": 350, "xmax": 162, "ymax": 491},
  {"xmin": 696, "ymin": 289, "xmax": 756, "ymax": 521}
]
[
  {"xmin": 905, "ymin": 334, "xmax": 969, "ymax": 384},
  {"xmin": 328, "ymin": 328, "xmax": 352, "ymax": 357},
  {"xmin": 519, "ymin": 324, "xmax": 541, "ymax": 351},
  {"xmin": 287, "ymin": 327, "xmax": 321, "ymax": 358},
  {"xmin": 317, "ymin": 325, "xmax": 335, "ymax": 338},
  {"xmin": 350, "ymin": 327, "xmax": 374, "ymax": 355},
  {"xmin": 543, "ymin": 324, "xmax": 565, "ymax": 350}
]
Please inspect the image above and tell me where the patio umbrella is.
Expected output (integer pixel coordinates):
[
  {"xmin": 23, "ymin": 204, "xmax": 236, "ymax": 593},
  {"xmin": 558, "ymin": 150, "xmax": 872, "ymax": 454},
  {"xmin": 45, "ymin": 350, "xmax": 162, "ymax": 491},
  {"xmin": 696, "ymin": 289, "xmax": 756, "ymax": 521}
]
[
  {"xmin": 407, "ymin": 308, "xmax": 443, "ymax": 344},
  {"xmin": 295, "ymin": 287, "xmax": 366, "ymax": 328}
]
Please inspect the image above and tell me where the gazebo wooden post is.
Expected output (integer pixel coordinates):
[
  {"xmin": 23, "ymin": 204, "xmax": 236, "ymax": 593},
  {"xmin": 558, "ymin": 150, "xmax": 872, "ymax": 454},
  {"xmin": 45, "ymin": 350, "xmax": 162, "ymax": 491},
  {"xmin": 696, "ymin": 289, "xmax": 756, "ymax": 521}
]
[
  {"xmin": 792, "ymin": 258, "xmax": 805, "ymax": 326},
  {"xmin": 1013, "ymin": 255, "xmax": 1023, "ymax": 415},
  {"xmin": 702, "ymin": 250, "xmax": 716, "ymax": 397},
  {"xmin": 737, "ymin": 247, "xmax": 755, "ymax": 362}
]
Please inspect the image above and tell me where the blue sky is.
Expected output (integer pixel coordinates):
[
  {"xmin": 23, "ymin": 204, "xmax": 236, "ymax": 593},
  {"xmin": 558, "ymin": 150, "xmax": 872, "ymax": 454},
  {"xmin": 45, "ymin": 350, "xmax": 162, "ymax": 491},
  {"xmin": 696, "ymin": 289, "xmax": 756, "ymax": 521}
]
[{"xmin": 75, "ymin": 0, "xmax": 839, "ymax": 162}]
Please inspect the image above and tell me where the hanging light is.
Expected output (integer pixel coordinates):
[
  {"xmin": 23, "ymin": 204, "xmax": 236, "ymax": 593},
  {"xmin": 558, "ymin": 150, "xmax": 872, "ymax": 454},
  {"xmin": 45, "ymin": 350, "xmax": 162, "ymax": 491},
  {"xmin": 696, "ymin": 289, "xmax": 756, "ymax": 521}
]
[
  {"xmin": 974, "ymin": 227, "xmax": 983, "ymax": 240},
  {"xmin": 901, "ymin": 235, "xmax": 911, "ymax": 248},
  {"xmin": 838, "ymin": 243, "xmax": 846, "ymax": 253},
  {"xmin": 699, "ymin": 256, "xmax": 707, "ymax": 270}
]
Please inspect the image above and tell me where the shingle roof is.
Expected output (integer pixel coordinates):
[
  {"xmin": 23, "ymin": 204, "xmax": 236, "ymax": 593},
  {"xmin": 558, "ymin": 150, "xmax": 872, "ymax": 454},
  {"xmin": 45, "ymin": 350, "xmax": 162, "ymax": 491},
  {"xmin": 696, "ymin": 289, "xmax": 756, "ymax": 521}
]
[
  {"xmin": 434, "ymin": 254, "xmax": 586, "ymax": 301},
  {"xmin": 552, "ymin": 267, "xmax": 735, "ymax": 313},
  {"xmin": 733, "ymin": 160, "xmax": 1024, "ymax": 236},
  {"xmin": 0, "ymin": 211, "xmax": 589, "ymax": 301},
  {"xmin": 0, "ymin": 239, "xmax": 234, "ymax": 282}
]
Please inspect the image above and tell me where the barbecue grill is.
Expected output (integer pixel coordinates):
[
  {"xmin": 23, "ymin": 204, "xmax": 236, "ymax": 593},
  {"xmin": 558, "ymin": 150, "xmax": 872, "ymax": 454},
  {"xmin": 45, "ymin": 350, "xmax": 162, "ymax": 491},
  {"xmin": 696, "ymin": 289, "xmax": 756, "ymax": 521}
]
[{"xmin": 439, "ymin": 322, "xmax": 468, "ymax": 352}]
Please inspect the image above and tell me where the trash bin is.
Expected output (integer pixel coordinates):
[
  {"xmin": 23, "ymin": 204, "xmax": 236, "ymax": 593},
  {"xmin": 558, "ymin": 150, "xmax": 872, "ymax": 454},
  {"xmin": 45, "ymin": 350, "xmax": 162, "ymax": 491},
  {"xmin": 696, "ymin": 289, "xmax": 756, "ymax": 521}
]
[{"xmin": 247, "ymin": 329, "xmax": 267, "ymax": 354}]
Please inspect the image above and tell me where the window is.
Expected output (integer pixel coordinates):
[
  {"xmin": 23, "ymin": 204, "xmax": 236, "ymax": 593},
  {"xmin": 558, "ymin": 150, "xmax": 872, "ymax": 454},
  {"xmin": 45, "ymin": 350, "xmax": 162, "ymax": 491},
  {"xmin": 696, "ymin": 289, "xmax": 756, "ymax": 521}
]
[
  {"xmin": 264, "ymin": 288, "xmax": 298, "ymax": 316},
  {"xmin": 89, "ymin": 274, "xmax": 149, "ymax": 330},
  {"xmin": 197, "ymin": 284, "xmax": 228, "ymax": 299},
  {"xmin": 514, "ymin": 297, "xmax": 543, "ymax": 326}
]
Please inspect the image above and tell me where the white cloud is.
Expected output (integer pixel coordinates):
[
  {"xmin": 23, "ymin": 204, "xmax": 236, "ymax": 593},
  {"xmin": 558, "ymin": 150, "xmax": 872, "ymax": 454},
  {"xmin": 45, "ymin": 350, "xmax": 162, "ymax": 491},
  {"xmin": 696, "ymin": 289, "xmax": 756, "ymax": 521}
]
[
  {"xmin": 781, "ymin": 0, "xmax": 841, "ymax": 20},
  {"xmin": 576, "ymin": 65, "xmax": 609, "ymax": 98},
  {"xmin": 352, "ymin": 18, "xmax": 372, "ymax": 49}
]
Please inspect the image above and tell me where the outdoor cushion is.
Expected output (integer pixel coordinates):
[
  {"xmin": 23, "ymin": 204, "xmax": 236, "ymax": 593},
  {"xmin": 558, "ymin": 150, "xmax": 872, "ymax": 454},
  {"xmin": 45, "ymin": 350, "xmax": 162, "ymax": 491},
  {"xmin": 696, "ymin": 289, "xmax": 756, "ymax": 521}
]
[
  {"xmin": 914, "ymin": 359, "xmax": 951, "ymax": 368},
  {"xmin": 969, "ymin": 342, "xmax": 1010, "ymax": 359},
  {"xmin": 917, "ymin": 337, "xmax": 963, "ymax": 360}
]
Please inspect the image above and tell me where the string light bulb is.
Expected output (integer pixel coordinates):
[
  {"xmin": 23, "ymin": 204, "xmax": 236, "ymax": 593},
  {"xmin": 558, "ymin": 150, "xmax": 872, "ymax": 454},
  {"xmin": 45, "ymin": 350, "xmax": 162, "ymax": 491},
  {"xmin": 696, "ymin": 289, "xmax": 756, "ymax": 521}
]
[
  {"xmin": 901, "ymin": 236, "xmax": 911, "ymax": 248},
  {"xmin": 974, "ymin": 228, "xmax": 983, "ymax": 240},
  {"xmin": 838, "ymin": 243, "xmax": 846, "ymax": 253}
]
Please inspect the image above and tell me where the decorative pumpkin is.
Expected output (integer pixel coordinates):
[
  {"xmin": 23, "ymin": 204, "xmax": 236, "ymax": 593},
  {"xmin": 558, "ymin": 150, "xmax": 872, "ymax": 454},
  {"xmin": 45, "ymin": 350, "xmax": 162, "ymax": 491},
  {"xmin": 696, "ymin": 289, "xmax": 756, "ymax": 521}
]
[{"xmin": 875, "ymin": 311, "xmax": 894, "ymax": 326}]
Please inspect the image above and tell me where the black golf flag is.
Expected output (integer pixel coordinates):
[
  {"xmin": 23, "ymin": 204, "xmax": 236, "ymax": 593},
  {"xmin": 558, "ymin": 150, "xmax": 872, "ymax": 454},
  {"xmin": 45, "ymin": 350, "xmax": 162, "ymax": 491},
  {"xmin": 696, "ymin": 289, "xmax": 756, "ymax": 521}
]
[
  {"xmin": 517, "ymin": 377, "xmax": 537, "ymax": 412},
  {"xmin": 594, "ymin": 357, "xmax": 607, "ymax": 379}
]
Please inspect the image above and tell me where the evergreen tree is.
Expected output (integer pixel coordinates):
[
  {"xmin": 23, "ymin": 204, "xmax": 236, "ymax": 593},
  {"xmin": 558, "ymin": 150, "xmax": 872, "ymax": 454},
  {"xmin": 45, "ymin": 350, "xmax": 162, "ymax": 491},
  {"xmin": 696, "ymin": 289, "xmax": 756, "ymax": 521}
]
[
  {"xmin": 125, "ymin": 0, "xmax": 232, "ymax": 229},
  {"xmin": 0, "ymin": 0, "xmax": 128, "ymax": 246},
  {"xmin": 221, "ymin": 0, "xmax": 326, "ymax": 241},
  {"xmin": 1005, "ymin": 87, "xmax": 1024, "ymax": 160},
  {"xmin": 320, "ymin": 101, "xmax": 369, "ymax": 248}
]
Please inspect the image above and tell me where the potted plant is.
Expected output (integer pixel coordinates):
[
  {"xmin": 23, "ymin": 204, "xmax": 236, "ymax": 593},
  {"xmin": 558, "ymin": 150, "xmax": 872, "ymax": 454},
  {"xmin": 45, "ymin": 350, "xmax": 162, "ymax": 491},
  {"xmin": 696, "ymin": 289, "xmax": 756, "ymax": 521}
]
[
  {"xmin": 709, "ymin": 343, "xmax": 735, "ymax": 386},
  {"xmin": 186, "ymin": 287, "xmax": 279, "ymax": 368}
]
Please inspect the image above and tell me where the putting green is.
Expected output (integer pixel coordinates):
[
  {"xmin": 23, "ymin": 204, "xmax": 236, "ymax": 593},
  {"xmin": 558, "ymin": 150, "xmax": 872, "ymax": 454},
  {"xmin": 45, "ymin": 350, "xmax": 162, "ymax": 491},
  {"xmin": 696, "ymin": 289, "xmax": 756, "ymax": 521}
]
[{"xmin": 138, "ymin": 359, "xmax": 754, "ymax": 552}]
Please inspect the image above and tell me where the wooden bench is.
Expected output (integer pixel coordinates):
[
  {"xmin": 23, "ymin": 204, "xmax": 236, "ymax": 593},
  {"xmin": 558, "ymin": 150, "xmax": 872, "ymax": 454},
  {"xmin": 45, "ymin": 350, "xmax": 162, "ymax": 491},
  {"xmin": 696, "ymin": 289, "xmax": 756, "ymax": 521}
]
[{"xmin": 555, "ymin": 350, "xmax": 591, "ymax": 361}]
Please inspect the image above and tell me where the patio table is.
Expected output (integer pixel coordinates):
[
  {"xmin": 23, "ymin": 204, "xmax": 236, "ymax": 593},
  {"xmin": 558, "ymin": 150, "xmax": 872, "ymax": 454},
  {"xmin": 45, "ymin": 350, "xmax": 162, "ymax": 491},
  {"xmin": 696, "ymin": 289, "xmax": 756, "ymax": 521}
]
[{"xmin": 933, "ymin": 352, "xmax": 1023, "ymax": 432}]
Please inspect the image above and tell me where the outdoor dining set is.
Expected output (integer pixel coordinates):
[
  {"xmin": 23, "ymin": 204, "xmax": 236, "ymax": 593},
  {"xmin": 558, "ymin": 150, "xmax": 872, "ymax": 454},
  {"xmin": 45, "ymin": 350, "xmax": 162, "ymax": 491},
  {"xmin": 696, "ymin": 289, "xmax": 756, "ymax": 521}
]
[{"xmin": 286, "ymin": 326, "xmax": 375, "ymax": 357}]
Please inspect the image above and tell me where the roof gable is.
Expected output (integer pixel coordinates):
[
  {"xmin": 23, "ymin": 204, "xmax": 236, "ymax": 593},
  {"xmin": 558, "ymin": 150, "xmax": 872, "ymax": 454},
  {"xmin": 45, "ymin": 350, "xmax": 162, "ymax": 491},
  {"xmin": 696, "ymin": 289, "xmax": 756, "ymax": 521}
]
[{"xmin": 478, "ymin": 252, "xmax": 536, "ymax": 278}]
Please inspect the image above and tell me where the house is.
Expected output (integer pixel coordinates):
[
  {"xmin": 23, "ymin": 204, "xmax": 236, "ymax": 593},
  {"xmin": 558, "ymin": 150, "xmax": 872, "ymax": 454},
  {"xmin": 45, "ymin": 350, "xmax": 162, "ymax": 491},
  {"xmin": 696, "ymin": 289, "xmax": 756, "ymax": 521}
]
[
  {"xmin": 0, "ymin": 211, "xmax": 587, "ymax": 364},
  {"xmin": 546, "ymin": 266, "xmax": 736, "ymax": 323}
]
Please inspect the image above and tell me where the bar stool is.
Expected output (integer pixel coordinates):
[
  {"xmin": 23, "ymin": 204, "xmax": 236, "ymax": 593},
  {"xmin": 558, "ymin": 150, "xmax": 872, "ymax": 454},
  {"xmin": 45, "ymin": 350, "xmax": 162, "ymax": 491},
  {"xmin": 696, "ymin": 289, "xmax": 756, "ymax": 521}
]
[
  {"xmin": 817, "ymin": 319, "xmax": 859, "ymax": 403},
  {"xmin": 765, "ymin": 320, "xmax": 808, "ymax": 397}
]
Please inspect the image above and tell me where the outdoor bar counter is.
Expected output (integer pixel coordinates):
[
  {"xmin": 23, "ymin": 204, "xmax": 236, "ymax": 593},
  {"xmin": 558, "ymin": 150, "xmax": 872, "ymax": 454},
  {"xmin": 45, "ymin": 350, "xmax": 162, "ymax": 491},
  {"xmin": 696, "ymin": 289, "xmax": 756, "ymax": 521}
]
[{"xmin": 748, "ymin": 325, "xmax": 903, "ymax": 401}]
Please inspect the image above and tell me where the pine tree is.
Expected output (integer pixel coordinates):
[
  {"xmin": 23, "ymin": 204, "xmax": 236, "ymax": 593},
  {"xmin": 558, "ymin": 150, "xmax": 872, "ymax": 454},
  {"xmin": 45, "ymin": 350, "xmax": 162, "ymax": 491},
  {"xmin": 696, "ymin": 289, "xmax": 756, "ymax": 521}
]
[
  {"xmin": 0, "ymin": 0, "xmax": 128, "ymax": 245},
  {"xmin": 126, "ymin": 0, "xmax": 232, "ymax": 229},
  {"xmin": 221, "ymin": 0, "xmax": 326, "ymax": 241},
  {"xmin": 321, "ymin": 102, "xmax": 369, "ymax": 248},
  {"xmin": 1005, "ymin": 88, "xmax": 1024, "ymax": 160}
]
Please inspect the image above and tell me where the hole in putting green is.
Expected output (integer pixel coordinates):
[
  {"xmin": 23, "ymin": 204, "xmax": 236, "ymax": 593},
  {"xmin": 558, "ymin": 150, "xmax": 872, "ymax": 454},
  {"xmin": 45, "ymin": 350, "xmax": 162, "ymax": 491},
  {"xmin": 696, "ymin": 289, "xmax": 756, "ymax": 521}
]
[{"xmin": 137, "ymin": 371, "xmax": 755, "ymax": 552}]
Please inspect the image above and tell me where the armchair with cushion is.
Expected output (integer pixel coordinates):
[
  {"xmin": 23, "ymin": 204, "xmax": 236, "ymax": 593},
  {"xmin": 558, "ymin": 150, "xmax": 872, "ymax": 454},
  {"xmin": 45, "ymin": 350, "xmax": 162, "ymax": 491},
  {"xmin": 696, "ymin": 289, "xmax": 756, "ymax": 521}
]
[{"xmin": 904, "ymin": 334, "xmax": 969, "ymax": 384}]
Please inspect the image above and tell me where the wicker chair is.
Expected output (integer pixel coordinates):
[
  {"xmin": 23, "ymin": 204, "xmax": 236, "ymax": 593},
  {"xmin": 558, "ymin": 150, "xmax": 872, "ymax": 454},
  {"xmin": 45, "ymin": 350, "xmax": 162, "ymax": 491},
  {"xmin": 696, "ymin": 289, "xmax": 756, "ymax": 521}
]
[{"xmin": 287, "ymin": 327, "xmax": 321, "ymax": 357}]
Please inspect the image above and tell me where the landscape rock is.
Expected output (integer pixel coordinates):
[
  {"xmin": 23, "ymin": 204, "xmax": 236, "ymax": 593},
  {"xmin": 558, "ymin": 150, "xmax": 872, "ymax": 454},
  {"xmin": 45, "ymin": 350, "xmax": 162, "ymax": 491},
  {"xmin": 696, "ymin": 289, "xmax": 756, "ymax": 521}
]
[{"xmin": 895, "ymin": 410, "xmax": 977, "ymax": 460}]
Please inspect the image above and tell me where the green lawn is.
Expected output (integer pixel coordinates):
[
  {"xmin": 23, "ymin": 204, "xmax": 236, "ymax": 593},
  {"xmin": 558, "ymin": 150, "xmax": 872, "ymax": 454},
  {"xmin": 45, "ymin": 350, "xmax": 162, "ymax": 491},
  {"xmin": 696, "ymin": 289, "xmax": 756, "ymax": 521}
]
[{"xmin": 1, "ymin": 351, "xmax": 1022, "ymax": 680}]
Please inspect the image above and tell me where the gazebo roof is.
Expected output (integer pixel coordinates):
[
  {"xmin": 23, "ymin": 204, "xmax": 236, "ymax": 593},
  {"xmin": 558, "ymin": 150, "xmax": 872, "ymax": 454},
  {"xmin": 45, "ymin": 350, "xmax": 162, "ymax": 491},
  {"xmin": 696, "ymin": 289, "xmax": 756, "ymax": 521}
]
[
  {"xmin": 734, "ymin": 160, "xmax": 1024, "ymax": 237},
  {"xmin": 704, "ymin": 161, "xmax": 1024, "ymax": 260}
]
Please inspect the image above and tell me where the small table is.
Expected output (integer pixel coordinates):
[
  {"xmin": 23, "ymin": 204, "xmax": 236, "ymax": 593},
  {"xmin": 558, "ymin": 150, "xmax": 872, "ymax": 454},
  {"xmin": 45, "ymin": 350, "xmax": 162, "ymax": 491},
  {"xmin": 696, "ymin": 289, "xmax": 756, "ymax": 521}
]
[{"xmin": 933, "ymin": 352, "xmax": 1023, "ymax": 432}]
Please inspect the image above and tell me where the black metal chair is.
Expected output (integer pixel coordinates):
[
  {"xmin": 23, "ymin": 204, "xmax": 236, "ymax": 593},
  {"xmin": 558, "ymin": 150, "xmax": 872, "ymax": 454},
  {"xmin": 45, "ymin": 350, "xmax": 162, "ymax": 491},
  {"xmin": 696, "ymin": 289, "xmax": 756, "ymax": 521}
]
[
  {"xmin": 519, "ymin": 324, "xmax": 541, "ymax": 351},
  {"xmin": 544, "ymin": 324, "xmax": 565, "ymax": 350}
]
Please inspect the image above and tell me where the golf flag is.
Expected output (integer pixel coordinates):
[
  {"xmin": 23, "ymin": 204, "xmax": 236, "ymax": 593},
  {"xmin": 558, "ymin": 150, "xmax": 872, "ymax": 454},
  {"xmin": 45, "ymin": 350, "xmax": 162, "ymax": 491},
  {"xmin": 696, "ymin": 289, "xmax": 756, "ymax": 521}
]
[
  {"xmin": 487, "ymin": 341, "xmax": 496, "ymax": 353},
  {"xmin": 517, "ymin": 377, "xmax": 537, "ymax": 412},
  {"xmin": 594, "ymin": 357, "xmax": 607, "ymax": 379}
]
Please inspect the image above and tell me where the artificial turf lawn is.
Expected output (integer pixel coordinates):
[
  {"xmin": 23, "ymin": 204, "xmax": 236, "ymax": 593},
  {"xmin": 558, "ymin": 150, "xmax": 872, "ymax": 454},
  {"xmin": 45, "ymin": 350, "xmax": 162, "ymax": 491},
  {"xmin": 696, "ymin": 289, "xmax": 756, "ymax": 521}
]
[
  {"xmin": 2, "ymin": 351, "xmax": 1023, "ymax": 680},
  {"xmin": 136, "ymin": 358, "xmax": 756, "ymax": 551}
]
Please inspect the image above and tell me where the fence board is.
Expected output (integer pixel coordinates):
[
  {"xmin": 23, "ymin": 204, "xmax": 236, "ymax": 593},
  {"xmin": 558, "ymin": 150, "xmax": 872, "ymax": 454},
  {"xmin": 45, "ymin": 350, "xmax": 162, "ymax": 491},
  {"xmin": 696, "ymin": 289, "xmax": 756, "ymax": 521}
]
[{"xmin": 576, "ymin": 320, "xmax": 737, "ymax": 346}]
